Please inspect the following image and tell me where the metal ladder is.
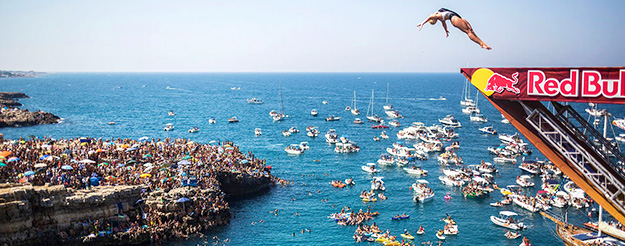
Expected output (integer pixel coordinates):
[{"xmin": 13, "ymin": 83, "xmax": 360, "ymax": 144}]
[{"xmin": 524, "ymin": 103, "xmax": 625, "ymax": 214}]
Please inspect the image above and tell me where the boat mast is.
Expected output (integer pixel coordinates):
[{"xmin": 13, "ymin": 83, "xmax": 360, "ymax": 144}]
[
  {"xmin": 386, "ymin": 82, "xmax": 389, "ymax": 105},
  {"xmin": 353, "ymin": 90, "xmax": 357, "ymax": 109},
  {"xmin": 279, "ymin": 81, "xmax": 284, "ymax": 114}
]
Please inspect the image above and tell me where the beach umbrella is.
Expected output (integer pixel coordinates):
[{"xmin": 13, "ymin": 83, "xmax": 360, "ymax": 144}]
[
  {"xmin": 0, "ymin": 151, "xmax": 11, "ymax": 158},
  {"xmin": 79, "ymin": 159, "xmax": 95, "ymax": 164},
  {"xmin": 34, "ymin": 163, "xmax": 47, "ymax": 168},
  {"xmin": 182, "ymin": 155, "xmax": 192, "ymax": 160},
  {"xmin": 240, "ymin": 160, "xmax": 249, "ymax": 164},
  {"xmin": 144, "ymin": 167, "xmax": 153, "ymax": 173},
  {"xmin": 0, "ymin": 163, "xmax": 6, "ymax": 167},
  {"xmin": 138, "ymin": 136, "xmax": 149, "ymax": 141},
  {"xmin": 126, "ymin": 147, "xmax": 138, "ymax": 152},
  {"xmin": 144, "ymin": 163, "xmax": 154, "ymax": 168},
  {"xmin": 127, "ymin": 160, "xmax": 137, "ymax": 164},
  {"xmin": 176, "ymin": 197, "xmax": 191, "ymax": 203},
  {"xmin": 7, "ymin": 157, "xmax": 19, "ymax": 162},
  {"xmin": 61, "ymin": 165, "xmax": 74, "ymax": 170},
  {"xmin": 177, "ymin": 160, "xmax": 191, "ymax": 165},
  {"xmin": 134, "ymin": 199, "xmax": 144, "ymax": 205},
  {"xmin": 117, "ymin": 163, "xmax": 126, "ymax": 168},
  {"xmin": 24, "ymin": 171, "xmax": 35, "ymax": 176},
  {"xmin": 143, "ymin": 154, "xmax": 152, "ymax": 158},
  {"xmin": 140, "ymin": 173, "xmax": 152, "ymax": 178},
  {"xmin": 105, "ymin": 142, "xmax": 116, "ymax": 145},
  {"xmin": 39, "ymin": 155, "xmax": 50, "ymax": 160},
  {"xmin": 126, "ymin": 166, "xmax": 135, "ymax": 170},
  {"xmin": 209, "ymin": 140, "xmax": 216, "ymax": 144}
]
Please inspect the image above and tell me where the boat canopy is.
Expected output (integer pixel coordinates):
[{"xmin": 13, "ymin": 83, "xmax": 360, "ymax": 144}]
[
  {"xmin": 416, "ymin": 179, "xmax": 429, "ymax": 184},
  {"xmin": 500, "ymin": 211, "xmax": 518, "ymax": 217},
  {"xmin": 366, "ymin": 163, "xmax": 376, "ymax": 166}
]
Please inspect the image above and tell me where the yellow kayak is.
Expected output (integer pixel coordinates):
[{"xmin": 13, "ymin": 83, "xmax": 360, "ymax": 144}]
[
  {"xmin": 375, "ymin": 237, "xmax": 388, "ymax": 243},
  {"xmin": 401, "ymin": 233, "xmax": 415, "ymax": 240},
  {"xmin": 383, "ymin": 241, "xmax": 400, "ymax": 246}
]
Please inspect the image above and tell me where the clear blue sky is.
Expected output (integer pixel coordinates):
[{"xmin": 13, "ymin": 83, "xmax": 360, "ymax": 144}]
[{"xmin": 1, "ymin": 0, "xmax": 624, "ymax": 72}]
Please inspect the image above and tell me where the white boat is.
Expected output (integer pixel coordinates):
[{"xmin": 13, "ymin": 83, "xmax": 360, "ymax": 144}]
[
  {"xmin": 436, "ymin": 231, "xmax": 446, "ymax": 240},
  {"xmin": 361, "ymin": 163, "xmax": 380, "ymax": 173},
  {"xmin": 460, "ymin": 77, "xmax": 476, "ymax": 107},
  {"xmin": 188, "ymin": 127, "xmax": 199, "ymax": 133},
  {"xmin": 299, "ymin": 142, "xmax": 309, "ymax": 150},
  {"xmin": 383, "ymin": 82, "xmax": 393, "ymax": 111},
  {"xmin": 414, "ymin": 191, "xmax": 434, "ymax": 203},
  {"xmin": 247, "ymin": 98, "xmax": 264, "ymax": 104},
  {"xmin": 322, "ymin": 100, "xmax": 328, "ymax": 104},
  {"xmin": 499, "ymin": 133, "xmax": 523, "ymax": 144},
  {"xmin": 307, "ymin": 128, "xmax": 320, "ymax": 138},
  {"xmin": 516, "ymin": 175, "xmax": 535, "ymax": 187},
  {"xmin": 613, "ymin": 118, "xmax": 625, "ymax": 131},
  {"xmin": 518, "ymin": 160, "xmax": 540, "ymax": 174},
  {"xmin": 380, "ymin": 131, "xmax": 389, "ymax": 139},
  {"xmin": 371, "ymin": 177, "xmax": 385, "ymax": 191},
  {"xmin": 164, "ymin": 123, "xmax": 174, "ymax": 131},
  {"xmin": 490, "ymin": 211, "xmax": 526, "ymax": 230},
  {"xmin": 325, "ymin": 129, "xmax": 338, "ymax": 143},
  {"xmin": 470, "ymin": 113, "xmax": 488, "ymax": 123},
  {"xmin": 325, "ymin": 115, "xmax": 341, "ymax": 121},
  {"xmin": 373, "ymin": 136, "xmax": 380, "ymax": 141},
  {"xmin": 354, "ymin": 118, "xmax": 364, "ymax": 124},
  {"xmin": 462, "ymin": 106, "xmax": 480, "ymax": 114},
  {"xmin": 444, "ymin": 224, "xmax": 459, "ymax": 235},
  {"xmin": 288, "ymin": 127, "xmax": 299, "ymax": 133},
  {"xmin": 377, "ymin": 154, "xmax": 395, "ymax": 166},
  {"xmin": 585, "ymin": 103, "xmax": 607, "ymax": 117},
  {"xmin": 403, "ymin": 166, "xmax": 428, "ymax": 176},
  {"xmin": 512, "ymin": 196, "xmax": 541, "ymax": 212},
  {"xmin": 351, "ymin": 90, "xmax": 360, "ymax": 115},
  {"xmin": 429, "ymin": 96, "xmax": 446, "ymax": 101},
  {"xmin": 285, "ymin": 144, "xmax": 304, "ymax": 155},
  {"xmin": 345, "ymin": 105, "xmax": 351, "ymax": 111},
  {"xmin": 311, "ymin": 109, "xmax": 318, "ymax": 116},
  {"xmin": 439, "ymin": 176, "xmax": 465, "ymax": 187},
  {"xmin": 228, "ymin": 116, "xmax": 239, "ymax": 123},
  {"xmin": 389, "ymin": 120, "xmax": 400, "ymax": 127},
  {"xmin": 334, "ymin": 142, "xmax": 360, "ymax": 153},
  {"xmin": 411, "ymin": 179, "xmax": 431, "ymax": 195},
  {"xmin": 282, "ymin": 130, "xmax": 291, "ymax": 137},
  {"xmin": 479, "ymin": 126, "xmax": 497, "ymax": 135},
  {"xmin": 168, "ymin": 110, "xmax": 175, "ymax": 116},
  {"xmin": 255, "ymin": 128, "xmax": 262, "ymax": 136},
  {"xmin": 550, "ymin": 191, "xmax": 570, "ymax": 208},
  {"xmin": 438, "ymin": 115, "xmax": 461, "ymax": 128},
  {"xmin": 385, "ymin": 110, "xmax": 403, "ymax": 119},
  {"xmin": 208, "ymin": 118, "xmax": 216, "ymax": 124},
  {"xmin": 494, "ymin": 156, "xmax": 517, "ymax": 164},
  {"xmin": 366, "ymin": 89, "xmax": 384, "ymax": 123}
]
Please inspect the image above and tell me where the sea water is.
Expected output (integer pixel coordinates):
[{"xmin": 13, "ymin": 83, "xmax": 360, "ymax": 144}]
[{"xmin": 2, "ymin": 73, "xmax": 624, "ymax": 246}]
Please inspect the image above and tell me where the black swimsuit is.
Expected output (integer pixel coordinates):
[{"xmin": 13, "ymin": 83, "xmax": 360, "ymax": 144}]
[{"xmin": 438, "ymin": 8, "xmax": 461, "ymax": 20}]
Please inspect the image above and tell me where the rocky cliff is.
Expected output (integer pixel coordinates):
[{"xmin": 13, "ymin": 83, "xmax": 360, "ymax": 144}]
[{"xmin": 0, "ymin": 92, "xmax": 60, "ymax": 128}]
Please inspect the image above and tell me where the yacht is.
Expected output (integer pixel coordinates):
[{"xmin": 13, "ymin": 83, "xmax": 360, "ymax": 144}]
[
  {"xmin": 383, "ymin": 82, "xmax": 393, "ymax": 110},
  {"xmin": 325, "ymin": 115, "xmax": 341, "ymax": 121},
  {"xmin": 285, "ymin": 144, "xmax": 304, "ymax": 155},
  {"xmin": 168, "ymin": 110, "xmax": 175, "ymax": 116},
  {"xmin": 255, "ymin": 128, "xmax": 262, "ymax": 136},
  {"xmin": 438, "ymin": 115, "xmax": 462, "ymax": 128},
  {"xmin": 353, "ymin": 118, "xmax": 364, "ymax": 124},
  {"xmin": 164, "ymin": 123, "xmax": 174, "ymax": 131},
  {"xmin": 470, "ymin": 113, "xmax": 488, "ymax": 123},
  {"xmin": 389, "ymin": 120, "xmax": 400, "ymax": 127},
  {"xmin": 188, "ymin": 127, "xmax": 199, "ymax": 133},
  {"xmin": 350, "ymin": 90, "xmax": 360, "ymax": 115},
  {"xmin": 208, "ymin": 118, "xmax": 216, "ymax": 124},
  {"xmin": 384, "ymin": 110, "xmax": 403, "ymax": 119},
  {"xmin": 288, "ymin": 126, "xmax": 299, "ymax": 133},
  {"xmin": 228, "ymin": 117, "xmax": 239, "ymax": 123},
  {"xmin": 479, "ymin": 126, "xmax": 497, "ymax": 135},
  {"xmin": 366, "ymin": 89, "xmax": 384, "ymax": 123}
]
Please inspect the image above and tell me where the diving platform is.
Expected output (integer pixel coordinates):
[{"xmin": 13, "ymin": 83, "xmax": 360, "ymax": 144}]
[{"xmin": 461, "ymin": 67, "xmax": 625, "ymax": 224}]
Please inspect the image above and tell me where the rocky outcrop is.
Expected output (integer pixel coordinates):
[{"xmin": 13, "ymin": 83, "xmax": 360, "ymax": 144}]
[
  {"xmin": 215, "ymin": 171, "xmax": 273, "ymax": 197},
  {"xmin": 0, "ymin": 184, "xmax": 145, "ymax": 246},
  {"xmin": 0, "ymin": 92, "xmax": 60, "ymax": 128}
]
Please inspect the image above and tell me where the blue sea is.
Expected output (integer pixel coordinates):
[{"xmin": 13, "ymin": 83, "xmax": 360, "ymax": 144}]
[{"xmin": 2, "ymin": 73, "xmax": 625, "ymax": 246}]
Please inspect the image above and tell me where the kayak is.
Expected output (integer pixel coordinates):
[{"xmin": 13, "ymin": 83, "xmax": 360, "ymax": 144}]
[
  {"xmin": 400, "ymin": 234, "xmax": 415, "ymax": 240},
  {"xmin": 383, "ymin": 241, "xmax": 400, "ymax": 246},
  {"xmin": 362, "ymin": 197, "xmax": 378, "ymax": 202},
  {"xmin": 375, "ymin": 237, "xmax": 388, "ymax": 243},
  {"xmin": 436, "ymin": 232, "xmax": 446, "ymax": 240},
  {"xmin": 391, "ymin": 215, "xmax": 410, "ymax": 220}
]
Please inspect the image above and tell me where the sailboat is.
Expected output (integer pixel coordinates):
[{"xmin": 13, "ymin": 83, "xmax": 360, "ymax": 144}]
[
  {"xmin": 272, "ymin": 82, "xmax": 285, "ymax": 121},
  {"xmin": 462, "ymin": 89, "xmax": 481, "ymax": 114},
  {"xmin": 351, "ymin": 91, "xmax": 360, "ymax": 115},
  {"xmin": 383, "ymin": 82, "xmax": 393, "ymax": 111},
  {"xmin": 460, "ymin": 77, "xmax": 476, "ymax": 107},
  {"xmin": 367, "ymin": 89, "xmax": 383, "ymax": 123}
]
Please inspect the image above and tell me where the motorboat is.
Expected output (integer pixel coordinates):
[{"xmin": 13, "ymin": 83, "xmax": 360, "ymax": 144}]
[
  {"xmin": 439, "ymin": 175, "xmax": 465, "ymax": 187},
  {"xmin": 353, "ymin": 118, "xmax": 364, "ymax": 124},
  {"xmin": 334, "ymin": 142, "xmax": 360, "ymax": 153},
  {"xmin": 411, "ymin": 179, "xmax": 431, "ymax": 195},
  {"xmin": 367, "ymin": 115, "xmax": 384, "ymax": 123},
  {"xmin": 285, "ymin": 144, "xmax": 304, "ymax": 155},
  {"xmin": 325, "ymin": 115, "xmax": 341, "ymax": 121},
  {"xmin": 168, "ymin": 110, "xmax": 175, "ymax": 116},
  {"xmin": 385, "ymin": 110, "xmax": 403, "ymax": 119},
  {"xmin": 414, "ymin": 190, "xmax": 434, "ymax": 203},
  {"xmin": 494, "ymin": 156, "xmax": 517, "ymax": 164},
  {"xmin": 361, "ymin": 163, "xmax": 380, "ymax": 173},
  {"xmin": 288, "ymin": 127, "xmax": 299, "ymax": 133},
  {"xmin": 377, "ymin": 154, "xmax": 394, "ymax": 166},
  {"xmin": 518, "ymin": 160, "xmax": 540, "ymax": 174},
  {"xmin": 395, "ymin": 157, "xmax": 410, "ymax": 166},
  {"xmin": 470, "ymin": 113, "xmax": 488, "ymax": 123},
  {"xmin": 108, "ymin": 121, "xmax": 115, "ymax": 125},
  {"xmin": 429, "ymin": 96, "xmax": 447, "ymax": 101},
  {"xmin": 345, "ymin": 105, "xmax": 351, "ymax": 111},
  {"xmin": 550, "ymin": 191, "xmax": 570, "ymax": 208},
  {"xmin": 322, "ymin": 100, "xmax": 328, "ymax": 104},
  {"xmin": 499, "ymin": 133, "xmax": 523, "ymax": 144},
  {"xmin": 462, "ymin": 106, "xmax": 481, "ymax": 114},
  {"xmin": 403, "ymin": 166, "xmax": 428, "ymax": 176},
  {"xmin": 311, "ymin": 109, "xmax": 318, "ymax": 116},
  {"xmin": 325, "ymin": 129, "xmax": 338, "ymax": 143},
  {"xmin": 228, "ymin": 117, "xmax": 239, "ymax": 123},
  {"xmin": 371, "ymin": 124, "xmax": 389, "ymax": 129},
  {"xmin": 299, "ymin": 142, "xmax": 310, "ymax": 150},
  {"xmin": 516, "ymin": 175, "xmax": 535, "ymax": 187},
  {"xmin": 373, "ymin": 136, "xmax": 380, "ymax": 141},
  {"xmin": 188, "ymin": 127, "xmax": 199, "ymax": 133},
  {"xmin": 371, "ymin": 177, "xmax": 386, "ymax": 191},
  {"xmin": 208, "ymin": 118, "xmax": 216, "ymax": 124},
  {"xmin": 512, "ymin": 195, "xmax": 542, "ymax": 212},
  {"xmin": 479, "ymin": 126, "xmax": 497, "ymax": 135},
  {"xmin": 164, "ymin": 123, "xmax": 174, "ymax": 131},
  {"xmin": 246, "ymin": 98, "xmax": 264, "ymax": 104},
  {"xmin": 490, "ymin": 211, "xmax": 526, "ymax": 230},
  {"xmin": 282, "ymin": 130, "xmax": 291, "ymax": 137},
  {"xmin": 438, "ymin": 114, "xmax": 461, "ymax": 128},
  {"xmin": 307, "ymin": 127, "xmax": 320, "ymax": 138},
  {"xmin": 388, "ymin": 120, "xmax": 400, "ymax": 127},
  {"xmin": 255, "ymin": 128, "xmax": 262, "ymax": 136}
]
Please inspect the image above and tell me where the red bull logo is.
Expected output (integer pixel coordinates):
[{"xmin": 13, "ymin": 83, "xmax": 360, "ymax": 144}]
[{"xmin": 484, "ymin": 72, "xmax": 520, "ymax": 94}]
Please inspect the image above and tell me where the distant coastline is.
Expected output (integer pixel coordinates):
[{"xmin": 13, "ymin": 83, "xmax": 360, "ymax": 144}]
[{"xmin": 0, "ymin": 70, "xmax": 45, "ymax": 78}]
